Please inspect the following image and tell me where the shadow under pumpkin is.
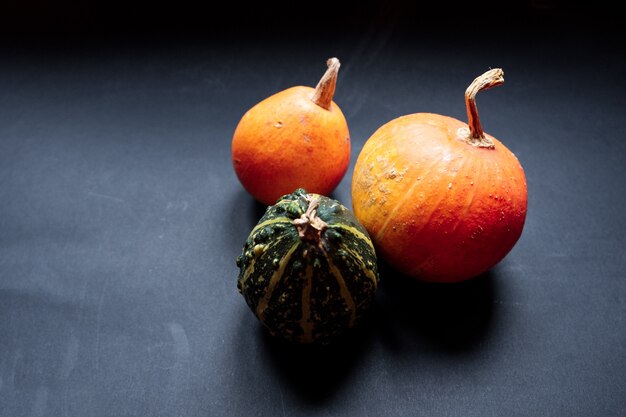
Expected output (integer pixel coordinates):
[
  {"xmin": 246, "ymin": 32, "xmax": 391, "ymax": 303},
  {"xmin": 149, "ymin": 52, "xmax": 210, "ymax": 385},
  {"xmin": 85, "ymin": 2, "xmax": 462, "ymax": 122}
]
[{"xmin": 373, "ymin": 261, "xmax": 497, "ymax": 353}]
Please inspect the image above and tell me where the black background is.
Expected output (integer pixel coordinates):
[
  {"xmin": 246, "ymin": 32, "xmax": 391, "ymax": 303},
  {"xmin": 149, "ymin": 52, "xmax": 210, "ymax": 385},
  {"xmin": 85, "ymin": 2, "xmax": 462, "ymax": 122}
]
[
  {"xmin": 2, "ymin": 0, "xmax": 624, "ymax": 36},
  {"xmin": 1, "ymin": 1, "xmax": 625, "ymax": 416}
]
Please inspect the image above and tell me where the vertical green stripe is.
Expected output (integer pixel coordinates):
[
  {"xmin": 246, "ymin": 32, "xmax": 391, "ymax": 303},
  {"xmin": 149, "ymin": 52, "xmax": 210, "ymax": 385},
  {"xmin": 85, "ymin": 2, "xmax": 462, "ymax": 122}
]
[
  {"xmin": 300, "ymin": 264, "xmax": 314, "ymax": 343},
  {"xmin": 325, "ymin": 254, "xmax": 357, "ymax": 327},
  {"xmin": 255, "ymin": 241, "xmax": 301, "ymax": 319},
  {"xmin": 339, "ymin": 245, "xmax": 378, "ymax": 288}
]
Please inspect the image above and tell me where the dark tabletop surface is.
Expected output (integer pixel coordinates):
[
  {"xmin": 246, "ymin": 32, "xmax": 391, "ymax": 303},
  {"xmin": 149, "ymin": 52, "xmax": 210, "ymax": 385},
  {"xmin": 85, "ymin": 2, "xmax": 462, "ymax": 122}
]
[{"xmin": 1, "ymin": 4, "xmax": 626, "ymax": 415}]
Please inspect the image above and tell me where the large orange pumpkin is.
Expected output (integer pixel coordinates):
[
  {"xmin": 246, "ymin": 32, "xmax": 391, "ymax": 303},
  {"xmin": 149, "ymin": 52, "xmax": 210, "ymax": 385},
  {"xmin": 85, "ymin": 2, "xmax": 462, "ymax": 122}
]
[
  {"xmin": 351, "ymin": 69, "xmax": 527, "ymax": 283},
  {"xmin": 232, "ymin": 58, "xmax": 350, "ymax": 206}
]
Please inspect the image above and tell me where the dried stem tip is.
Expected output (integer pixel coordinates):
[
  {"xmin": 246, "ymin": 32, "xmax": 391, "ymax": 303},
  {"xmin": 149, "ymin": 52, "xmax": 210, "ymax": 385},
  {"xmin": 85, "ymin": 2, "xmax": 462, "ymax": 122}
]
[
  {"xmin": 311, "ymin": 58, "xmax": 341, "ymax": 110},
  {"xmin": 464, "ymin": 68, "xmax": 504, "ymax": 147}
]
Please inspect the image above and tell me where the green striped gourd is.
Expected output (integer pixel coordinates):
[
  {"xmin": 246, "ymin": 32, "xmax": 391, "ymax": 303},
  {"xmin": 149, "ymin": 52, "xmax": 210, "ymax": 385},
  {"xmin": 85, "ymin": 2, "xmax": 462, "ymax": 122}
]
[{"xmin": 236, "ymin": 188, "xmax": 379, "ymax": 344}]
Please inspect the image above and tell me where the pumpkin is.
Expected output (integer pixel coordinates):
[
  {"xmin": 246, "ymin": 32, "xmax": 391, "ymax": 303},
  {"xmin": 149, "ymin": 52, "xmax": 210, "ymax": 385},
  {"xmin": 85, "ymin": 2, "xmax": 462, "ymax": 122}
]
[
  {"xmin": 236, "ymin": 188, "xmax": 379, "ymax": 344},
  {"xmin": 232, "ymin": 58, "xmax": 350, "ymax": 206},
  {"xmin": 351, "ymin": 68, "xmax": 527, "ymax": 283}
]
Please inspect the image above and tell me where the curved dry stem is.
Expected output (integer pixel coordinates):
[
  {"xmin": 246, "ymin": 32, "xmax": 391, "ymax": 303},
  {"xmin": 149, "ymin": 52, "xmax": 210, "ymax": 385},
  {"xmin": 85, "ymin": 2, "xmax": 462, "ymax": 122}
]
[
  {"xmin": 311, "ymin": 57, "xmax": 341, "ymax": 110},
  {"xmin": 463, "ymin": 68, "xmax": 504, "ymax": 148}
]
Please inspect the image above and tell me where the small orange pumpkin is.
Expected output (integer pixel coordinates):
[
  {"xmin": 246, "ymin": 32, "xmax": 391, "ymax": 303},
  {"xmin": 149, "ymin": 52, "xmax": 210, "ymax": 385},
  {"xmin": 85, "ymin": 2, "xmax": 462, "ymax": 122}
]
[
  {"xmin": 232, "ymin": 58, "xmax": 350, "ymax": 206},
  {"xmin": 351, "ymin": 69, "xmax": 528, "ymax": 283}
]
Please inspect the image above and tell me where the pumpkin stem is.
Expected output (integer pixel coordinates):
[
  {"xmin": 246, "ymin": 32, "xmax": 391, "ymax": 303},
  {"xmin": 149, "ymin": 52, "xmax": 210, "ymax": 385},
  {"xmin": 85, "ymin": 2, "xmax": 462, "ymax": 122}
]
[
  {"xmin": 462, "ymin": 68, "xmax": 504, "ymax": 149},
  {"xmin": 311, "ymin": 57, "xmax": 340, "ymax": 110},
  {"xmin": 294, "ymin": 196, "xmax": 328, "ymax": 244}
]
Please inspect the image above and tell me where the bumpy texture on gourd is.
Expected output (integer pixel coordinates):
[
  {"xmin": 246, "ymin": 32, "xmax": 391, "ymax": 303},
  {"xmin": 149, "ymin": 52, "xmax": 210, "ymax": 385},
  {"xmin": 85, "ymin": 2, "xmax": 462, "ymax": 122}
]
[{"xmin": 236, "ymin": 189, "xmax": 379, "ymax": 344}]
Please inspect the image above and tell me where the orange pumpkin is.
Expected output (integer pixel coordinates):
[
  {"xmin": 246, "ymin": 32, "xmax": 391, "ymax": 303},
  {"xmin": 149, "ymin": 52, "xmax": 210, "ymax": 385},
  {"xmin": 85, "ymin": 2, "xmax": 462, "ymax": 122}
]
[
  {"xmin": 351, "ymin": 69, "xmax": 527, "ymax": 283},
  {"xmin": 232, "ymin": 58, "xmax": 350, "ymax": 206}
]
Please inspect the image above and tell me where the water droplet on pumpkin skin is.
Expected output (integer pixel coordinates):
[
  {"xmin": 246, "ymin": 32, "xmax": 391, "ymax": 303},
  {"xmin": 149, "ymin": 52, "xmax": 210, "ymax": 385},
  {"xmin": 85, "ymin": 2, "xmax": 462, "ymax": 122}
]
[{"xmin": 448, "ymin": 183, "xmax": 452, "ymax": 190}]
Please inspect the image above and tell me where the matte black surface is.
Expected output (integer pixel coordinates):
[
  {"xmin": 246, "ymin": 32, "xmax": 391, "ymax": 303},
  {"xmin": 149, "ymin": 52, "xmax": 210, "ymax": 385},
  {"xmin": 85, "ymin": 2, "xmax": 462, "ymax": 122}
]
[{"xmin": 1, "ymin": 29, "xmax": 625, "ymax": 416}]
